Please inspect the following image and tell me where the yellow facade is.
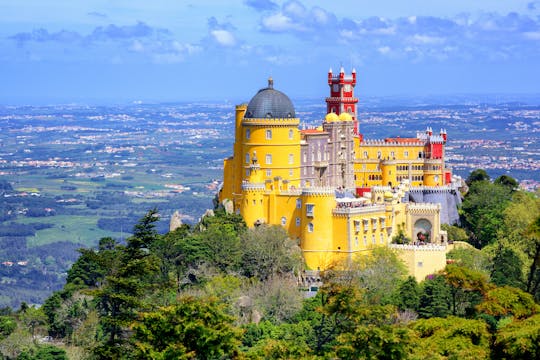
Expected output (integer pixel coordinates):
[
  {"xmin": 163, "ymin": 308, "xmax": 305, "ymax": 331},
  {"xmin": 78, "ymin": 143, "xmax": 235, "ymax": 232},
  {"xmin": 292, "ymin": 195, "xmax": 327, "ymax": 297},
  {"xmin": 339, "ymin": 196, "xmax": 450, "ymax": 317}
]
[{"xmin": 219, "ymin": 77, "xmax": 452, "ymax": 279}]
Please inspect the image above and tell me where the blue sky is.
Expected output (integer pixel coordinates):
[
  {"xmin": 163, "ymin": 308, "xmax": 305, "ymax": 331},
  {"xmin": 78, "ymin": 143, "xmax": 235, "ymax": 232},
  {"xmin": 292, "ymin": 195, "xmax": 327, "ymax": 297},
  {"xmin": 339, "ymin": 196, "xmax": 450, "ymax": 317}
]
[{"xmin": 1, "ymin": 0, "xmax": 539, "ymax": 104}]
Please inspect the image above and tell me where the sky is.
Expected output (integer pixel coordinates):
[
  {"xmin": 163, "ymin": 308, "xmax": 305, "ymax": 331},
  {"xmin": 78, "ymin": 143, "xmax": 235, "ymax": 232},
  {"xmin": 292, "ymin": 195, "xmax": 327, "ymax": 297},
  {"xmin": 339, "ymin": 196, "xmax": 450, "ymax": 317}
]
[{"xmin": 1, "ymin": 0, "xmax": 539, "ymax": 104}]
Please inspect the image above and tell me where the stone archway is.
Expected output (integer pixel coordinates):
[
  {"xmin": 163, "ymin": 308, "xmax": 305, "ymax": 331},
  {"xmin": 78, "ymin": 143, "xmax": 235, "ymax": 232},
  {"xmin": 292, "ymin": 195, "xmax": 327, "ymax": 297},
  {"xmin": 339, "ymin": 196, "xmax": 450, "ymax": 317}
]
[{"xmin": 414, "ymin": 218, "xmax": 432, "ymax": 243}]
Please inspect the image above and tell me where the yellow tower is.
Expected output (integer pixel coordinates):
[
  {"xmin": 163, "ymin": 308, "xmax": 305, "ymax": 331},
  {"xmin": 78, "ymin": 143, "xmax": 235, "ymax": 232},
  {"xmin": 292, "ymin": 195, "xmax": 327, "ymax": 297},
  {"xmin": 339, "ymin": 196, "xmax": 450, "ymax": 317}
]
[
  {"xmin": 241, "ymin": 78, "xmax": 300, "ymax": 189},
  {"xmin": 300, "ymin": 188, "xmax": 337, "ymax": 269}
]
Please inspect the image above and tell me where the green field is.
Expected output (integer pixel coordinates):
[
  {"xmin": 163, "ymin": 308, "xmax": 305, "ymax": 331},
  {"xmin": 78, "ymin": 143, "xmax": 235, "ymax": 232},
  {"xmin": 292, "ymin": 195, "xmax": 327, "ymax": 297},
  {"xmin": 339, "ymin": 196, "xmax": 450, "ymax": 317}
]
[{"xmin": 17, "ymin": 216, "xmax": 125, "ymax": 247}]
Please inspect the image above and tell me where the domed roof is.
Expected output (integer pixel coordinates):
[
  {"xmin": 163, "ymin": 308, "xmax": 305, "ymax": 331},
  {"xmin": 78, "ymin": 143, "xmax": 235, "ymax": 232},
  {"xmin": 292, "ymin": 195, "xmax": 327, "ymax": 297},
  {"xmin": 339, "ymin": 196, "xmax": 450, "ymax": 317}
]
[
  {"xmin": 325, "ymin": 112, "xmax": 339, "ymax": 122},
  {"xmin": 339, "ymin": 112, "xmax": 353, "ymax": 121},
  {"xmin": 245, "ymin": 78, "xmax": 295, "ymax": 119}
]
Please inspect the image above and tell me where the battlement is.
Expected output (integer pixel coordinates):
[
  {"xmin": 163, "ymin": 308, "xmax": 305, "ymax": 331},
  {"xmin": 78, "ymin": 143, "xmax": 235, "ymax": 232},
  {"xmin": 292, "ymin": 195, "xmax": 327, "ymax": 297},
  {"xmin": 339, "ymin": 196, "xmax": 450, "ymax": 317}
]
[
  {"xmin": 242, "ymin": 117, "xmax": 299, "ymax": 126},
  {"xmin": 333, "ymin": 203, "xmax": 386, "ymax": 216},
  {"xmin": 407, "ymin": 203, "xmax": 441, "ymax": 214},
  {"xmin": 241, "ymin": 182, "xmax": 265, "ymax": 191},
  {"xmin": 409, "ymin": 185, "xmax": 456, "ymax": 193},
  {"xmin": 301, "ymin": 187, "xmax": 336, "ymax": 196},
  {"xmin": 361, "ymin": 139, "xmax": 425, "ymax": 146},
  {"xmin": 389, "ymin": 244, "xmax": 446, "ymax": 251}
]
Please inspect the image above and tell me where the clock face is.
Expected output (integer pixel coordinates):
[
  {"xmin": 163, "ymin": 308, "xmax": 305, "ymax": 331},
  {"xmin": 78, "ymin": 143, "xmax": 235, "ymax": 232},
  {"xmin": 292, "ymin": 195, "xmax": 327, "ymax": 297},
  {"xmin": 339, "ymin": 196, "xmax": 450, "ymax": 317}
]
[
  {"xmin": 344, "ymin": 84, "xmax": 351, "ymax": 93},
  {"xmin": 332, "ymin": 84, "xmax": 339, "ymax": 92}
]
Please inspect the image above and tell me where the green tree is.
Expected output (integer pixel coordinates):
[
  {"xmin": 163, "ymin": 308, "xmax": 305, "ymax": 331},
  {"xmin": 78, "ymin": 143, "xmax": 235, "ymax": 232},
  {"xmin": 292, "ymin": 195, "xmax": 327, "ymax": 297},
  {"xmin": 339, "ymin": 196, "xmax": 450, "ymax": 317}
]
[
  {"xmin": 446, "ymin": 247, "xmax": 490, "ymax": 275},
  {"xmin": 443, "ymin": 264, "xmax": 489, "ymax": 317},
  {"xmin": 466, "ymin": 169, "xmax": 490, "ymax": 186},
  {"xmin": 493, "ymin": 314, "xmax": 540, "ymax": 359},
  {"xmin": 476, "ymin": 286, "xmax": 537, "ymax": 321},
  {"xmin": 335, "ymin": 324, "xmax": 412, "ymax": 360},
  {"xmin": 93, "ymin": 210, "xmax": 161, "ymax": 358},
  {"xmin": 394, "ymin": 276, "xmax": 420, "ymax": 312},
  {"xmin": 132, "ymin": 296, "xmax": 242, "ymax": 360},
  {"xmin": 490, "ymin": 245, "xmax": 525, "ymax": 289},
  {"xmin": 0, "ymin": 315, "xmax": 16, "ymax": 340},
  {"xmin": 17, "ymin": 345, "xmax": 68, "ymax": 360},
  {"xmin": 494, "ymin": 174, "xmax": 518, "ymax": 190},
  {"xmin": 441, "ymin": 223, "xmax": 468, "ymax": 242},
  {"xmin": 461, "ymin": 180, "xmax": 513, "ymax": 247},
  {"xmin": 410, "ymin": 316, "xmax": 491, "ymax": 359},
  {"xmin": 418, "ymin": 275, "xmax": 451, "ymax": 318},
  {"xmin": 240, "ymin": 225, "xmax": 303, "ymax": 281},
  {"xmin": 353, "ymin": 247, "xmax": 407, "ymax": 305}
]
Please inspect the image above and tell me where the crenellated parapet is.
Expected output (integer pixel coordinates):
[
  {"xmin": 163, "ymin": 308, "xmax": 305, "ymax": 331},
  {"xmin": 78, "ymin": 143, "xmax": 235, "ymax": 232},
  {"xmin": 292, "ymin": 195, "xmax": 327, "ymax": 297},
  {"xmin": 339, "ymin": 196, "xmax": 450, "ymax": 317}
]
[
  {"xmin": 241, "ymin": 181, "xmax": 266, "ymax": 191},
  {"xmin": 301, "ymin": 187, "xmax": 336, "ymax": 196},
  {"xmin": 409, "ymin": 185, "xmax": 456, "ymax": 193},
  {"xmin": 389, "ymin": 244, "xmax": 446, "ymax": 251},
  {"xmin": 333, "ymin": 204, "xmax": 386, "ymax": 216},
  {"xmin": 407, "ymin": 203, "xmax": 441, "ymax": 214},
  {"xmin": 242, "ymin": 117, "xmax": 300, "ymax": 126}
]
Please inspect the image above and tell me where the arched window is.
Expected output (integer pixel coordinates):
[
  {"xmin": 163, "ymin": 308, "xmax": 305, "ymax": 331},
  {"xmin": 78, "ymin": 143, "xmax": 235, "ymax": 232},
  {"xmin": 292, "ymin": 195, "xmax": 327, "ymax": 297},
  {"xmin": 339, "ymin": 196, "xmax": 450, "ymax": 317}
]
[
  {"xmin": 266, "ymin": 130, "xmax": 272, "ymax": 140},
  {"xmin": 289, "ymin": 154, "xmax": 294, "ymax": 164},
  {"xmin": 308, "ymin": 222, "xmax": 314, "ymax": 232},
  {"xmin": 289, "ymin": 129, "xmax": 294, "ymax": 139},
  {"xmin": 245, "ymin": 153, "xmax": 250, "ymax": 164},
  {"xmin": 265, "ymin": 154, "xmax": 272, "ymax": 164},
  {"xmin": 281, "ymin": 216, "xmax": 286, "ymax": 226},
  {"xmin": 246, "ymin": 129, "xmax": 250, "ymax": 139}
]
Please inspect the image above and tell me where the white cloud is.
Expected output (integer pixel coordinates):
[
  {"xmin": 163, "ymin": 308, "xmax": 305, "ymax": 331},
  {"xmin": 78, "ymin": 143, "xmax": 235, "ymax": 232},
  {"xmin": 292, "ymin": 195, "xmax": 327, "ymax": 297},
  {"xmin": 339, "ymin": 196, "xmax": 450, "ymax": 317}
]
[
  {"xmin": 377, "ymin": 46, "xmax": 391, "ymax": 54},
  {"xmin": 262, "ymin": 13, "xmax": 299, "ymax": 32},
  {"xmin": 523, "ymin": 31, "xmax": 540, "ymax": 39},
  {"xmin": 211, "ymin": 29, "xmax": 236, "ymax": 46},
  {"xmin": 409, "ymin": 34, "xmax": 446, "ymax": 45}
]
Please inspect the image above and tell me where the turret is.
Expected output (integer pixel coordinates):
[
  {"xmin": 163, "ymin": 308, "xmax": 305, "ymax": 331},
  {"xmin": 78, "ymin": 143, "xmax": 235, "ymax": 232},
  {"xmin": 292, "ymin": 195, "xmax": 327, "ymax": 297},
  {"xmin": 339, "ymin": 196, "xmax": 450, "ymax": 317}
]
[
  {"xmin": 440, "ymin": 128, "xmax": 447, "ymax": 142},
  {"xmin": 328, "ymin": 68, "xmax": 333, "ymax": 85}
]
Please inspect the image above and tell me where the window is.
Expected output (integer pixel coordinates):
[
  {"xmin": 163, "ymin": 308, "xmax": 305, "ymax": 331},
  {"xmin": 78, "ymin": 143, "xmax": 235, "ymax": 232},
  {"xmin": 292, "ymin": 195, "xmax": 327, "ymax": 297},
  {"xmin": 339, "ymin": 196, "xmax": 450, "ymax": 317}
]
[
  {"xmin": 354, "ymin": 220, "xmax": 361, "ymax": 232},
  {"xmin": 306, "ymin": 203, "xmax": 314, "ymax": 217},
  {"xmin": 296, "ymin": 217, "xmax": 301, "ymax": 226},
  {"xmin": 377, "ymin": 151, "xmax": 382, "ymax": 159},
  {"xmin": 245, "ymin": 153, "xmax": 250, "ymax": 164},
  {"xmin": 355, "ymin": 236, "xmax": 359, "ymax": 246},
  {"xmin": 281, "ymin": 216, "xmax": 286, "ymax": 226},
  {"xmin": 303, "ymin": 152, "xmax": 307, "ymax": 162},
  {"xmin": 265, "ymin": 154, "xmax": 272, "ymax": 164},
  {"xmin": 404, "ymin": 151, "xmax": 409, "ymax": 158},
  {"xmin": 363, "ymin": 236, "xmax": 367, "ymax": 245},
  {"xmin": 372, "ymin": 218, "xmax": 377, "ymax": 230},
  {"xmin": 266, "ymin": 129, "xmax": 272, "ymax": 140},
  {"xmin": 308, "ymin": 222, "xmax": 314, "ymax": 232},
  {"xmin": 289, "ymin": 129, "xmax": 294, "ymax": 139},
  {"xmin": 380, "ymin": 233, "xmax": 385, "ymax": 244},
  {"xmin": 296, "ymin": 198, "xmax": 302, "ymax": 208},
  {"xmin": 266, "ymin": 169, "xmax": 272, "ymax": 177},
  {"xmin": 246, "ymin": 169, "xmax": 250, "ymax": 176},
  {"xmin": 372, "ymin": 234, "xmax": 376, "ymax": 244},
  {"xmin": 289, "ymin": 169, "xmax": 293, "ymax": 177},
  {"xmin": 288, "ymin": 154, "xmax": 294, "ymax": 164},
  {"xmin": 363, "ymin": 151, "xmax": 368, "ymax": 158},
  {"xmin": 245, "ymin": 129, "xmax": 250, "ymax": 139},
  {"xmin": 390, "ymin": 151, "xmax": 395, "ymax": 158}
]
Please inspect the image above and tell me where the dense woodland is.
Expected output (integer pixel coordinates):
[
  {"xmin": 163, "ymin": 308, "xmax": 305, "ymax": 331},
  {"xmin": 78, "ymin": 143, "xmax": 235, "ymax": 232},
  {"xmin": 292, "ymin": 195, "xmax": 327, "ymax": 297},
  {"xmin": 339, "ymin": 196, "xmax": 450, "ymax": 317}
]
[{"xmin": 0, "ymin": 170, "xmax": 539, "ymax": 359}]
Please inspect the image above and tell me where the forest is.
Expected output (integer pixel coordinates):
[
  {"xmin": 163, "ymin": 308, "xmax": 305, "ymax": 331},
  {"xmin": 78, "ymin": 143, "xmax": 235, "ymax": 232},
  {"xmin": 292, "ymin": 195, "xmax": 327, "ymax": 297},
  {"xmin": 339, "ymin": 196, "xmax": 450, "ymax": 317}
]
[{"xmin": 0, "ymin": 170, "xmax": 538, "ymax": 359}]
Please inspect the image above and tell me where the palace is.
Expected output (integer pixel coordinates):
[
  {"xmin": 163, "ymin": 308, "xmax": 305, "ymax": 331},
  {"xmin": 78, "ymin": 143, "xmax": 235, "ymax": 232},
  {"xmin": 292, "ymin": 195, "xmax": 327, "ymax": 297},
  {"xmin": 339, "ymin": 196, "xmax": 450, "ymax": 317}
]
[{"xmin": 219, "ymin": 68, "xmax": 461, "ymax": 280}]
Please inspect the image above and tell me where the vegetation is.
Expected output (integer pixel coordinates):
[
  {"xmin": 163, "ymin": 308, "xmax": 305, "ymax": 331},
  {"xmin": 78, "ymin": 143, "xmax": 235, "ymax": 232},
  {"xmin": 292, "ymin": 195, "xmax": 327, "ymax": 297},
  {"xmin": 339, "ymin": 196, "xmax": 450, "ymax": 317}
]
[{"xmin": 0, "ymin": 169, "xmax": 538, "ymax": 358}]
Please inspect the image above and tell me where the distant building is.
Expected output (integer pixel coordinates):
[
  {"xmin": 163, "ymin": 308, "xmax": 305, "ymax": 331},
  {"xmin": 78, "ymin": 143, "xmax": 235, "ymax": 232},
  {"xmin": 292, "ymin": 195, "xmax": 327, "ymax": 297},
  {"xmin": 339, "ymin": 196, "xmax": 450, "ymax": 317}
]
[{"xmin": 219, "ymin": 68, "xmax": 461, "ymax": 280}]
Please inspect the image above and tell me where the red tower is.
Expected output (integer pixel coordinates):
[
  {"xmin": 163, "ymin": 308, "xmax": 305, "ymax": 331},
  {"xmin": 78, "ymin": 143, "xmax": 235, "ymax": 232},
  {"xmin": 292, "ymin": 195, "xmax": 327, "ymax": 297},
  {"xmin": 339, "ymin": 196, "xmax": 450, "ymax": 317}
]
[{"xmin": 326, "ymin": 67, "xmax": 359, "ymax": 134}]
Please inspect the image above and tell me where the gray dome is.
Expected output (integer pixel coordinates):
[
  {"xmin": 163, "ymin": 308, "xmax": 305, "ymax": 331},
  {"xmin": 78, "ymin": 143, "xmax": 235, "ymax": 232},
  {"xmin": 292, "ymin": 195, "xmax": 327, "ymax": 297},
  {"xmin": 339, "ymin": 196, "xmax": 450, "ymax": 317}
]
[{"xmin": 245, "ymin": 78, "xmax": 295, "ymax": 119}]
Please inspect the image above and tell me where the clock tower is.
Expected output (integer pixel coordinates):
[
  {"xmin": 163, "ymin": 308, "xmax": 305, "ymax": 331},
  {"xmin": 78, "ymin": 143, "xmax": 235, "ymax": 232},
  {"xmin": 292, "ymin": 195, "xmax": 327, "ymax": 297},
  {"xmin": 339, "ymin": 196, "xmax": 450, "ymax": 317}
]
[{"xmin": 326, "ymin": 67, "xmax": 359, "ymax": 135}]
